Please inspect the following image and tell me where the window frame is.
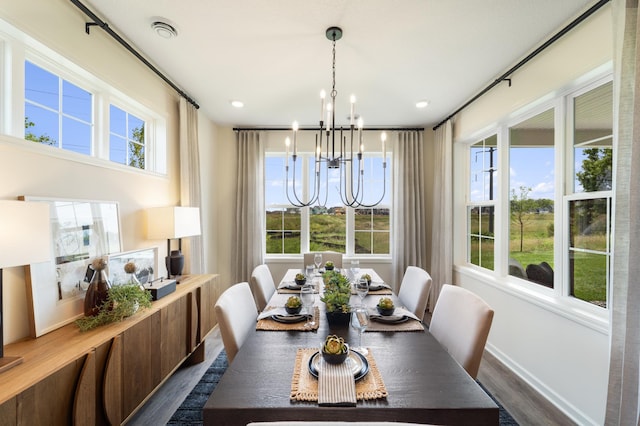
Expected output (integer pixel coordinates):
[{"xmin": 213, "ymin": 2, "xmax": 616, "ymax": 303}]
[{"xmin": 456, "ymin": 66, "xmax": 613, "ymax": 332}]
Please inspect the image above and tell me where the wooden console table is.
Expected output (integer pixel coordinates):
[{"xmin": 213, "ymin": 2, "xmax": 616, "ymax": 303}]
[{"xmin": 0, "ymin": 274, "xmax": 220, "ymax": 426}]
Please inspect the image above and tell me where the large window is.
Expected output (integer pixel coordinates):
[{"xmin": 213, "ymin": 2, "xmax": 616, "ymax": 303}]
[
  {"xmin": 25, "ymin": 61, "xmax": 93, "ymax": 154},
  {"xmin": 265, "ymin": 150, "xmax": 391, "ymax": 256},
  {"xmin": 465, "ymin": 75, "xmax": 613, "ymax": 309}
]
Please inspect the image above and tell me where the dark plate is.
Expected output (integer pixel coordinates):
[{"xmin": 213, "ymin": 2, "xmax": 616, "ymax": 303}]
[
  {"xmin": 371, "ymin": 315, "xmax": 409, "ymax": 324},
  {"xmin": 308, "ymin": 350, "xmax": 369, "ymax": 381},
  {"xmin": 271, "ymin": 314, "xmax": 307, "ymax": 323}
]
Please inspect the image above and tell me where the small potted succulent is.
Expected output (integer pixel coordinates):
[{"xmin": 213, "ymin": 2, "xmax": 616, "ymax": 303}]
[
  {"xmin": 324, "ymin": 260, "xmax": 335, "ymax": 271},
  {"xmin": 285, "ymin": 296, "xmax": 302, "ymax": 314},
  {"xmin": 320, "ymin": 270, "xmax": 351, "ymax": 326},
  {"xmin": 321, "ymin": 334, "xmax": 349, "ymax": 364},
  {"xmin": 376, "ymin": 297, "xmax": 395, "ymax": 316},
  {"xmin": 294, "ymin": 273, "xmax": 307, "ymax": 286},
  {"xmin": 361, "ymin": 273, "xmax": 372, "ymax": 285}
]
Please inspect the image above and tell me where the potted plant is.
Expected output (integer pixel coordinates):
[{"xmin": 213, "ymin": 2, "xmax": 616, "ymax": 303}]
[
  {"xmin": 294, "ymin": 273, "xmax": 307, "ymax": 286},
  {"xmin": 320, "ymin": 270, "xmax": 351, "ymax": 326},
  {"xmin": 285, "ymin": 296, "xmax": 302, "ymax": 314},
  {"xmin": 376, "ymin": 297, "xmax": 395, "ymax": 316},
  {"xmin": 321, "ymin": 334, "xmax": 349, "ymax": 364},
  {"xmin": 361, "ymin": 273, "xmax": 372, "ymax": 285},
  {"xmin": 324, "ymin": 260, "xmax": 335, "ymax": 271}
]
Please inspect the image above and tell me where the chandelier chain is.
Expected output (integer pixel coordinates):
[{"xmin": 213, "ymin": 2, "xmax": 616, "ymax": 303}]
[{"xmin": 331, "ymin": 36, "xmax": 337, "ymax": 99}]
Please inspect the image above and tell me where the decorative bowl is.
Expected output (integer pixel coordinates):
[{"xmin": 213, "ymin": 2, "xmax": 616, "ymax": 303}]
[
  {"xmin": 285, "ymin": 305, "xmax": 302, "ymax": 315},
  {"xmin": 294, "ymin": 277, "xmax": 307, "ymax": 286},
  {"xmin": 322, "ymin": 343, "xmax": 349, "ymax": 365}
]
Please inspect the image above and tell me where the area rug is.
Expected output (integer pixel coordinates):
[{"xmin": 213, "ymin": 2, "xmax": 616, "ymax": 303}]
[{"xmin": 167, "ymin": 349, "xmax": 518, "ymax": 425}]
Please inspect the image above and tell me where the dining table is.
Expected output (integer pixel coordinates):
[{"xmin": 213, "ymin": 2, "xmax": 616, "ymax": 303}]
[{"xmin": 203, "ymin": 268, "xmax": 499, "ymax": 425}]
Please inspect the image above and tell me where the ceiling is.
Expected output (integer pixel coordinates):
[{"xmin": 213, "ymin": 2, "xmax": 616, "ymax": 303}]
[{"xmin": 79, "ymin": 0, "xmax": 597, "ymax": 129}]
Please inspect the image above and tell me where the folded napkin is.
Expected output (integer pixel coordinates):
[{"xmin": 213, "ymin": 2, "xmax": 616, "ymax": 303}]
[
  {"xmin": 278, "ymin": 281, "xmax": 303, "ymax": 290},
  {"xmin": 368, "ymin": 306, "xmax": 421, "ymax": 322},
  {"xmin": 257, "ymin": 307, "xmax": 309, "ymax": 321},
  {"xmin": 317, "ymin": 357, "xmax": 356, "ymax": 406},
  {"xmin": 368, "ymin": 281, "xmax": 391, "ymax": 291}
]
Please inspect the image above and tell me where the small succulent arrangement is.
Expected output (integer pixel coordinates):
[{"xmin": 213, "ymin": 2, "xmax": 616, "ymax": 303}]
[
  {"xmin": 75, "ymin": 260, "xmax": 153, "ymax": 332},
  {"xmin": 361, "ymin": 273, "xmax": 372, "ymax": 284},
  {"xmin": 320, "ymin": 270, "xmax": 351, "ymax": 313},
  {"xmin": 376, "ymin": 297, "xmax": 395, "ymax": 316},
  {"xmin": 324, "ymin": 260, "xmax": 335, "ymax": 270},
  {"xmin": 321, "ymin": 334, "xmax": 349, "ymax": 364},
  {"xmin": 294, "ymin": 272, "xmax": 307, "ymax": 286},
  {"xmin": 285, "ymin": 296, "xmax": 302, "ymax": 314}
]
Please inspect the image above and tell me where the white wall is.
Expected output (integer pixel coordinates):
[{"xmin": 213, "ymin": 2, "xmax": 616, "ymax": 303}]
[
  {"xmin": 0, "ymin": 0, "xmax": 185, "ymax": 343},
  {"xmin": 450, "ymin": 5, "xmax": 612, "ymax": 425}
]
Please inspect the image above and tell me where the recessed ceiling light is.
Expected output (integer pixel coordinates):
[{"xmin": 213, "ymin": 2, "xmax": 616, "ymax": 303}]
[
  {"xmin": 231, "ymin": 100, "xmax": 244, "ymax": 108},
  {"xmin": 416, "ymin": 100, "xmax": 429, "ymax": 109},
  {"xmin": 151, "ymin": 21, "xmax": 178, "ymax": 39}
]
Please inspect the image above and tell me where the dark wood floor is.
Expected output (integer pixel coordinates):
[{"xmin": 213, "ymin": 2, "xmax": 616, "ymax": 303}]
[{"xmin": 125, "ymin": 326, "xmax": 576, "ymax": 426}]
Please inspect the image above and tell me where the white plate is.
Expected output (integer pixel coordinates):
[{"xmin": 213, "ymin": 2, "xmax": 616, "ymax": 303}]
[{"xmin": 308, "ymin": 350, "xmax": 369, "ymax": 380}]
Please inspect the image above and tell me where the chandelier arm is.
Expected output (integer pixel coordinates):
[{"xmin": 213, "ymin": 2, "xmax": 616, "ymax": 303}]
[
  {"xmin": 351, "ymin": 163, "xmax": 388, "ymax": 208},
  {"xmin": 287, "ymin": 156, "xmax": 317, "ymax": 207},
  {"xmin": 285, "ymin": 165, "xmax": 307, "ymax": 208}
]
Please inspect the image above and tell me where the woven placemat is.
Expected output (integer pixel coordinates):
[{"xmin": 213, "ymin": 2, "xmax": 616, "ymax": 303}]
[
  {"xmin": 256, "ymin": 307, "xmax": 320, "ymax": 331},
  {"xmin": 290, "ymin": 348, "xmax": 388, "ymax": 402},
  {"xmin": 366, "ymin": 318, "xmax": 424, "ymax": 332},
  {"xmin": 353, "ymin": 288, "xmax": 393, "ymax": 296}
]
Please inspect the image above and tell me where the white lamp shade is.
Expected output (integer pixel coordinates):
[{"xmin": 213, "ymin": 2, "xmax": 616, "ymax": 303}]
[
  {"xmin": 146, "ymin": 206, "xmax": 201, "ymax": 239},
  {"xmin": 0, "ymin": 200, "xmax": 51, "ymax": 268}
]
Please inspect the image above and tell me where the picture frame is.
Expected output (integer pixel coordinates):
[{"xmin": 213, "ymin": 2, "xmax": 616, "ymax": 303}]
[
  {"xmin": 107, "ymin": 247, "xmax": 158, "ymax": 287},
  {"xmin": 21, "ymin": 196, "xmax": 122, "ymax": 337}
]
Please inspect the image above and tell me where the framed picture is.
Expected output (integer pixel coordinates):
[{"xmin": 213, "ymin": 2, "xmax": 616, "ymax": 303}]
[
  {"xmin": 21, "ymin": 196, "xmax": 122, "ymax": 337},
  {"xmin": 107, "ymin": 247, "xmax": 158, "ymax": 286}
]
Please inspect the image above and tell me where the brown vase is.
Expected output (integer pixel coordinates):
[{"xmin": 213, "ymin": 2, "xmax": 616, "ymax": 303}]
[{"xmin": 84, "ymin": 268, "xmax": 112, "ymax": 317}]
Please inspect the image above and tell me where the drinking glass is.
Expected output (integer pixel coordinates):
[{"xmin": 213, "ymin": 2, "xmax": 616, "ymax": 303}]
[
  {"xmin": 350, "ymin": 260, "xmax": 360, "ymax": 280},
  {"xmin": 300, "ymin": 284, "xmax": 316, "ymax": 329},
  {"xmin": 355, "ymin": 278, "xmax": 369, "ymax": 306},
  {"xmin": 313, "ymin": 253, "xmax": 323, "ymax": 272},
  {"xmin": 350, "ymin": 307, "xmax": 369, "ymax": 355},
  {"xmin": 305, "ymin": 264, "xmax": 314, "ymax": 278}
]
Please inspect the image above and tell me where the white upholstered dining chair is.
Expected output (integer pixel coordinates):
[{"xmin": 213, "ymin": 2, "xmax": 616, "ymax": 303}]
[
  {"xmin": 397, "ymin": 266, "xmax": 432, "ymax": 322},
  {"xmin": 428, "ymin": 284, "xmax": 494, "ymax": 379},
  {"xmin": 214, "ymin": 282, "xmax": 258, "ymax": 363},
  {"xmin": 303, "ymin": 251, "xmax": 343, "ymax": 269},
  {"xmin": 250, "ymin": 264, "xmax": 276, "ymax": 312}
]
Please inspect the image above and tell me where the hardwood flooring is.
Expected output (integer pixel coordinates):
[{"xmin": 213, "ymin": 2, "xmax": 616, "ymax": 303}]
[{"xmin": 126, "ymin": 326, "xmax": 575, "ymax": 426}]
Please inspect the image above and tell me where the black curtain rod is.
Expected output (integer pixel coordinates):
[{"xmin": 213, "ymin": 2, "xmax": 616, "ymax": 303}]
[
  {"xmin": 233, "ymin": 127, "xmax": 425, "ymax": 132},
  {"xmin": 69, "ymin": 0, "xmax": 199, "ymax": 109},
  {"xmin": 433, "ymin": 0, "xmax": 610, "ymax": 131}
]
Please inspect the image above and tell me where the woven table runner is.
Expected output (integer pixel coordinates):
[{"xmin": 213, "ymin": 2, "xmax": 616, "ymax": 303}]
[
  {"xmin": 290, "ymin": 348, "xmax": 388, "ymax": 402},
  {"xmin": 256, "ymin": 307, "xmax": 320, "ymax": 331},
  {"xmin": 366, "ymin": 318, "xmax": 424, "ymax": 332}
]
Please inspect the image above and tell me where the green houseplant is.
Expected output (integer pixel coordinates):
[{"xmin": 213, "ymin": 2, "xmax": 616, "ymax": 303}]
[{"xmin": 320, "ymin": 270, "xmax": 351, "ymax": 326}]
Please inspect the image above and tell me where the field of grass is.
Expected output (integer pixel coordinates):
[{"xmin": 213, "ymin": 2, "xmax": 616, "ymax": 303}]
[{"xmin": 470, "ymin": 212, "xmax": 607, "ymax": 306}]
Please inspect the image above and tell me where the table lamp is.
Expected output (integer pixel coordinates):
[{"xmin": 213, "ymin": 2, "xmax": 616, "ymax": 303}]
[
  {"xmin": 0, "ymin": 200, "xmax": 51, "ymax": 373},
  {"xmin": 146, "ymin": 206, "xmax": 201, "ymax": 279}
]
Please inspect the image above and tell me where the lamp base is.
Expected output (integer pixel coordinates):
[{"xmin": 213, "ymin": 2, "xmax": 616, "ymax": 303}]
[
  {"xmin": 0, "ymin": 355, "xmax": 23, "ymax": 374},
  {"xmin": 166, "ymin": 250, "xmax": 185, "ymax": 279}
]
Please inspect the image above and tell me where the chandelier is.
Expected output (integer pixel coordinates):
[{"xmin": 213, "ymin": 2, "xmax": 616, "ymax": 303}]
[{"xmin": 284, "ymin": 26, "xmax": 387, "ymax": 208}]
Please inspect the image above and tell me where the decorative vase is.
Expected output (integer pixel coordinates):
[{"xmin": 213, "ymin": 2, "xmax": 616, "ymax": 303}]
[
  {"xmin": 127, "ymin": 272, "xmax": 146, "ymax": 291},
  {"xmin": 325, "ymin": 311, "xmax": 351, "ymax": 327},
  {"xmin": 84, "ymin": 263, "xmax": 112, "ymax": 317}
]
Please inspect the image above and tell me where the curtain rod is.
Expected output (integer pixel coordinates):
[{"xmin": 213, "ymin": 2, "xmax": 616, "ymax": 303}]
[
  {"xmin": 432, "ymin": 0, "xmax": 610, "ymax": 131},
  {"xmin": 69, "ymin": 0, "xmax": 199, "ymax": 109},
  {"xmin": 233, "ymin": 127, "xmax": 425, "ymax": 132}
]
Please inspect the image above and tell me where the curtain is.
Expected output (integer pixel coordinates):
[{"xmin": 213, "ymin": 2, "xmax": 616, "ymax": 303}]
[
  {"xmin": 178, "ymin": 98, "xmax": 204, "ymax": 274},
  {"xmin": 429, "ymin": 119, "xmax": 453, "ymax": 311},
  {"xmin": 392, "ymin": 131, "xmax": 427, "ymax": 292},
  {"xmin": 605, "ymin": 1, "xmax": 640, "ymax": 424},
  {"xmin": 232, "ymin": 131, "xmax": 264, "ymax": 284}
]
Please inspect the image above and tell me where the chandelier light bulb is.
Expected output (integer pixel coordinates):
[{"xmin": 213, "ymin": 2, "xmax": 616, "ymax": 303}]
[
  {"xmin": 320, "ymin": 90, "xmax": 326, "ymax": 121},
  {"xmin": 350, "ymin": 95, "xmax": 356, "ymax": 125}
]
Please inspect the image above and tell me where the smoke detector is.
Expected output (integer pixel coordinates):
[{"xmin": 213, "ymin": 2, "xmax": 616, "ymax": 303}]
[{"xmin": 151, "ymin": 21, "xmax": 178, "ymax": 39}]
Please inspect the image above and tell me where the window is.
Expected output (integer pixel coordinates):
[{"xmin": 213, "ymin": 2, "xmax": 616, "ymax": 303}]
[
  {"xmin": 464, "ymin": 74, "xmax": 613, "ymax": 309},
  {"xmin": 25, "ymin": 61, "xmax": 93, "ymax": 154},
  {"xmin": 508, "ymin": 109, "xmax": 555, "ymax": 287},
  {"xmin": 265, "ymin": 148, "xmax": 391, "ymax": 257},
  {"xmin": 109, "ymin": 105, "xmax": 146, "ymax": 169},
  {"xmin": 467, "ymin": 134, "xmax": 497, "ymax": 271}
]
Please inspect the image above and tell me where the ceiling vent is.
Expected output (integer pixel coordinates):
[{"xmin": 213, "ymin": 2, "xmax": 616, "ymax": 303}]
[{"xmin": 151, "ymin": 21, "xmax": 178, "ymax": 39}]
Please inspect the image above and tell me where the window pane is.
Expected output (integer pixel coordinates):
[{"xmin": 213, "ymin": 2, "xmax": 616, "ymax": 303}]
[
  {"xmin": 468, "ymin": 206, "xmax": 495, "ymax": 271},
  {"xmin": 509, "ymin": 109, "xmax": 555, "ymax": 287},
  {"xmin": 25, "ymin": 61, "xmax": 59, "ymax": 109},
  {"xmin": 110, "ymin": 105, "xmax": 127, "ymax": 136},
  {"xmin": 310, "ymin": 209, "xmax": 345, "ymax": 253},
  {"xmin": 62, "ymin": 117, "xmax": 91, "ymax": 155},
  {"xmin": 574, "ymin": 81, "xmax": 613, "ymax": 192},
  {"xmin": 110, "ymin": 134, "xmax": 127, "ymax": 164},
  {"xmin": 25, "ymin": 104, "xmax": 58, "ymax": 146},
  {"xmin": 470, "ymin": 135, "xmax": 498, "ymax": 203},
  {"xmin": 354, "ymin": 207, "xmax": 390, "ymax": 254},
  {"xmin": 62, "ymin": 80, "xmax": 92, "ymax": 122},
  {"xmin": 266, "ymin": 208, "xmax": 301, "ymax": 254},
  {"xmin": 129, "ymin": 141, "xmax": 145, "ymax": 168},
  {"xmin": 570, "ymin": 251, "xmax": 608, "ymax": 307}
]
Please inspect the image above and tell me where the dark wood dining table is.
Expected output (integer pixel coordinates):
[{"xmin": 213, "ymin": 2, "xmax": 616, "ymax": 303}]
[{"xmin": 203, "ymin": 273, "xmax": 498, "ymax": 425}]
